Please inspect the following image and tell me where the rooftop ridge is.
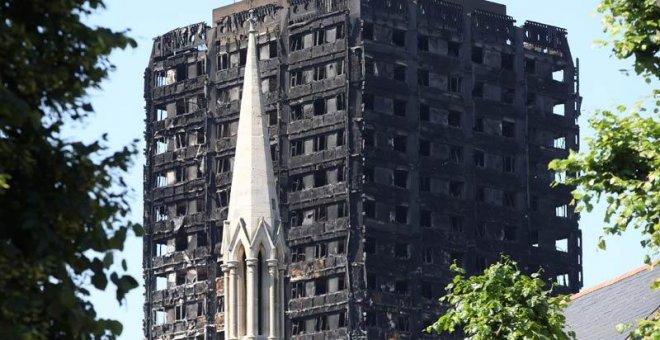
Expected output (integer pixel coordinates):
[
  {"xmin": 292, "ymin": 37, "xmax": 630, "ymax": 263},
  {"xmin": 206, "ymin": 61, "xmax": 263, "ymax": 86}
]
[{"xmin": 572, "ymin": 262, "xmax": 657, "ymax": 300}]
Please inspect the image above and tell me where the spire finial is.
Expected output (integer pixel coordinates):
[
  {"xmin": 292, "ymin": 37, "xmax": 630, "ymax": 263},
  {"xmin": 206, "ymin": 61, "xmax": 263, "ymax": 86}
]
[{"xmin": 248, "ymin": 8, "xmax": 256, "ymax": 34}]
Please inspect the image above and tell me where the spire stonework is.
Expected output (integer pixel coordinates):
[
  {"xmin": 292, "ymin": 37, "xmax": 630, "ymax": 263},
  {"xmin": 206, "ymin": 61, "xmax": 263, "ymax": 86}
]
[{"xmin": 220, "ymin": 10, "xmax": 285, "ymax": 340}]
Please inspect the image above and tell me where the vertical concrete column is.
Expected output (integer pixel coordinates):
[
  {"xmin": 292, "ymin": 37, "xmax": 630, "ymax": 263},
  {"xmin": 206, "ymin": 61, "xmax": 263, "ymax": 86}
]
[
  {"xmin": 245, "ymin": 258, "xmax": 259, "ymax": 340},
  {"xmin": 267, "ymin": 259, "xmax": 279, "ymax": 340},
  {"xmin": 227, "ymin": 261, "xmax": 239, "ymax": 340}
]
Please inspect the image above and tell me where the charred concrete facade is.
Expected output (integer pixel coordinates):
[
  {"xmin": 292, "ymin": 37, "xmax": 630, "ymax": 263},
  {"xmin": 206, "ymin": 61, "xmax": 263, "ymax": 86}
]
[{"xmin": 143, "ymin": 0, "xmax": 582, "ymax": 339}]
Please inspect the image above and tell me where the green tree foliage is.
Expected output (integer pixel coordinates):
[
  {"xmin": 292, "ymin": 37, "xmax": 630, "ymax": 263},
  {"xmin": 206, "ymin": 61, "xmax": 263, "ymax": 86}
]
[
  {"xmin": 0, "ymin": 1, "xmax": 141, "ymax": 339},
  {"xmin": 550, "ymin": 109, "xmax": 659, "ymax": 259},
  {"xmin": 597, "ymin": 0, "xmax": 659, "ymax": 79},
  {"xmin": 426, "ymin": 258, "xmax": 575, "ymax": 340}
]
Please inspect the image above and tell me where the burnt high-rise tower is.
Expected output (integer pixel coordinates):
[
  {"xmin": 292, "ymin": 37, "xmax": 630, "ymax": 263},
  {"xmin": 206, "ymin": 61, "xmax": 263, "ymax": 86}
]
[{"xmin": 143, "ymin": 0, "xmax": 583, "ymax": 339}]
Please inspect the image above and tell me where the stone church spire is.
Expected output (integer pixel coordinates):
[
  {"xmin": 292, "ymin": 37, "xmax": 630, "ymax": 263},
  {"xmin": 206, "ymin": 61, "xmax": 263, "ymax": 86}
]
[{"xmin": 220, "ymin": 10, "xmax": 285, "ymax": 340}]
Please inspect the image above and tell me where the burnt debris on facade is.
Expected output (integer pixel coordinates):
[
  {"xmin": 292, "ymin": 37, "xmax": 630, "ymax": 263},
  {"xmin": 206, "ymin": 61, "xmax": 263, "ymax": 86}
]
[{"xmin": 143, "ymin": 0, "xmax": 582, "ymax": 339}]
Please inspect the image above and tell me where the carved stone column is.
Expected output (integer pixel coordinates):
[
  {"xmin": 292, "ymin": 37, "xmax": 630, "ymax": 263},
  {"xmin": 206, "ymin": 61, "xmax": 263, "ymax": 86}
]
[
  {"xmin": 245, "ymin": 257, "xmax": 258, "ymax": 340},
  {"xmin": 221, "ymin": 264, "xmax": 231, "ymax": 337},
  {"xmin": 227, "ymin": 261, "xmax": 238, "ymax": 340},
  {"xmin": 267, "ymin": 259, "xmax": 278, "ymax": 340}
]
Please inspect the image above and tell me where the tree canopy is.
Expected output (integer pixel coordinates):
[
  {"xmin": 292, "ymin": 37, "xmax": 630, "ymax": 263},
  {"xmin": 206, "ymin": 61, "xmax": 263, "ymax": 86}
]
[
  {"xmin": 426, "ymin": 258, "xmax": 575, "ymax": 340},
  {"xmin": 0, "ymin": 0, "xmax": 141, "ymax": 338}
]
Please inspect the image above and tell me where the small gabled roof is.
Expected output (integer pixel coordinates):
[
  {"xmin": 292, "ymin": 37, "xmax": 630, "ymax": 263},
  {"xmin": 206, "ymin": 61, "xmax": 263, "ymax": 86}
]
[{"xmin": 565, "ymin": 264, "xmax": 660, "ymax": 340}]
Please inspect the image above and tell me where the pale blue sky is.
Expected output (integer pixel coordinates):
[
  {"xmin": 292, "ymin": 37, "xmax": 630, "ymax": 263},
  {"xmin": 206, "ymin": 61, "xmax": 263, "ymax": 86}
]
[{"xmin": 79, "ymin": 1, "xmax": 654, "ymax": 337}]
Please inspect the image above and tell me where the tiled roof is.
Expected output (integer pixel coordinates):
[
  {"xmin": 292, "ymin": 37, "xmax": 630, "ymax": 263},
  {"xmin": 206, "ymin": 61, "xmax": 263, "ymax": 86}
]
[{"xmin": 565, "ymin": 264, "xmax": 660, "ymax": 340}]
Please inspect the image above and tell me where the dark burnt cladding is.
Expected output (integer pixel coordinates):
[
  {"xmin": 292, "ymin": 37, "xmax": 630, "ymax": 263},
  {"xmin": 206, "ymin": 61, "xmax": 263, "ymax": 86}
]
[{"xmin": 142, "ymin": 0, "xmax": 582, "ymax": 338}]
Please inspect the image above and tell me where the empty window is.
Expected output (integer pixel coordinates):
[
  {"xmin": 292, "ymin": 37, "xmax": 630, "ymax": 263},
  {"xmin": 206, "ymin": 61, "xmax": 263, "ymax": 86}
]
[
  {"xmin": 394, "ymin": 205, "xmax": 408, "ymax": 224},
  {"xmin": 420, "ymin": 209, "xmax": 432, "ymax": 228},
  {"xmin": 530, "ymin": 230, "xmax": 539, "ymax": 247},
  {"xmin": 422, "ymin": 281, "xmax": 432, "ymax": 298},
  {"xmin": 476, "ymin": 256, "xmax": 487, "ymax": 271},
  {"xmin": 476, "ymin": 186, "xmax": 485, "ymax": 202},
  {"xmin": 393, "ymin": 169, "xmax": 408, "ymax": 188},
  {"xmin": 474, "ymin": 149, "xmax": 485, "ymax": 168},
  {"xmin": 419, "ymin": 176, "xmax": 431, "ymax": 192},
  {"xmin": 501, "ymin": 53, "xmax": 514, "ymax": 70},
  {"xmin": 419, "ymin": 104, "xmax": 430, "ymax": 121},
  {"xmin": 418, "ymin": 68, "xmax": 429, "ymax": 86},
  {"xmin": 314, "ymin": 29, "xmax": 326, "ymax": 46},
  {"xmin": 392, "ymin": 29, "xmax": 406, "ymax": 46},
  {"xmin": 450, "ymin": 215, "xmax": 463, "ymax": 233},
  {"xmin": 395, "ymin": 243, "xmax": 409, "ymax": 259},
  {"xmin": 393, "ymin": 64, "xmax": 406, "ymax": 82},
  {"xmin": 502, "ymin": 120, "xmax": 516, "ymax": 138},
  {"xmin": 313, "ymin": 98, "xmax": 326, "ymax": 116},
  {"xmin": 291, "ymin": 140, "xmax": 304, "ymax": 156},
  {"xmin": 315, "ymin": 278, "xmax": 327, "ymax": 295},
  {"xmin": 154, "ymin": 71, "xmax": 167, "ymax": 87},
  {"xmin": 394, "ymin": 279, "xmax": 409, "ymax": 295},
  {"xmin": 239, "ymin": 48, "xmax": 247, "ymax": 66},
  {"xmin": 504, "ymin": 191, "xmax": 516, "ymax": 208},
  {"xmin": 155, "ymin": 173, "xmax": 167, "ymax": 188},
  {"xmin": 314, "ymin": 170, "xmax": 327, "ymax": 187},
  {"xmin": 217, "ymin": 53, "xmax": 229, "ymax": 70},
  {"xmin": 392, "ymin": 135, "xmax": 407, "ymax": 153},
  {"xmin": 291, "ymin": 246, "xmax": 306, "ymax": 262},
  {"xmin": 313, "ymin": 135, "xmax": 327, "ymax": 151},
  {"xmin": 396, "ymin": 316, "xmax": 410, "ymax": 331},
  {"xmin": 363, "ymin": 128, "xmax": 375, "ymax": 147},
  {"xmin": 555, "ymin": 205, "xmax": 568, "ymax": 218},
  {"xmin": 448, "ymin": 41, "xmax": 460, "ymax": 57},
  {"xmin": 447, "ymin": 76, "xmax": 462, "ymax": 93},
  {"xmin": 472, "ymin": 81, "xmax": 484, "ymax": 98},
  {"xmin": 450, "ymin": 146, "xmax": 463, "ymax": 163},
  {"xmin": 418, "ymin": 34, "xmax": 429, "ymax": 51},
  {"xmin": 393, "ymin": 100, "xmax": 407, "ymax": 117},
  {"xmin": 557, "ymin": 273, "xmax": 570, "ymax": 287},
  {"xmin": 363, "ymin": 94, "xmax": 374, "ymax": 110},
  {"xmin": 156, "ymin": 275, "xmax": 167, "ymax": 290},
  {"xmin": 553, "ymin": 136, "xmax": 567, "ymax": 149},
  {"xmin": 419, "ymin": 139, "xmax": 430, "ymax": 156},
  {"xmin": 552, "ymin": 68, "xmax": 565, "ymax": 82},
  {"xmin": 553, "ymin": 103, "xmax": 566, "ymax": 116},
  {"xmin": 315, "ymin": 243, "xmax": 327, "ymax": 259},
  {"xmin": 448, "ymin": 110, "xmax": 461, "ymax": 127},
  {"xmin": 473, "ymin": 117, "xmax": 484, "ymax": 132},
  {"xmin": 503, "ymin": 156, "xmax": 516, "ymax": 173},
  {"xmin": 476, "ymin": 222, "xmax": 487, "ymax": 239},
  {"xmin": 364, "ymin": 199, "xmax": 375, "ymax": 218},
  {"xmin": 176, "ymin": 99, "xmax": 186, "ymax": 115},
  {"xmin": 362, "ymin": 22, "xmax": 374, "ymax": 40},
  {"xmin": 216, "ymin": 157, "xmax": 233, "ymax": 174},
  {"xmin": 423, "ymin": 248, "xmax": 433, "ymax": 264},
  {"xmin": 504, "ymin": 225, "xmax": 517, "ymax": 241},
  {"xmin": 526, "ymin": 92, "xmax": 537, "ymax": 106},
  {"xmin": 175, "ymin": 234, "xmax": 188, "ymax": 251},
  {"xmin": 472, "ymin": 46, "xmax": 483, "ymax": 64},
  {"xmin": 525, "ymin": 58, "xmax": 536, "ymax": 73},
  {"xmin": 154, "ymin": 310, "xmax": 166, "ymax": 325},
  {"xmin": 364, "ymin": 237, "xmax": 376, "ymax": 254},
  {"xmin": 155, "ymin": 105, "xmax": 167, "ymax": 121},
  {"xmin": 449, "ymin": 181, "xmax": 463, "ymax": 198},
  {"xmin": 291, "ymin": 282, "xmax": 305, "ymax": 299},
  {"xmin": 556, "ymin": 237, "xmax": 568, "ymax": 252},
  {"xmin": 154, "ymin": 205, "xmax": 168, "ymax": 222},
  {"xmin": 502, "ymin": 88, "xmax": 515, "ymax": 104},
  {"xmin": 290, "ymin": 34, "xmax": 303, "ymax": 51}
]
